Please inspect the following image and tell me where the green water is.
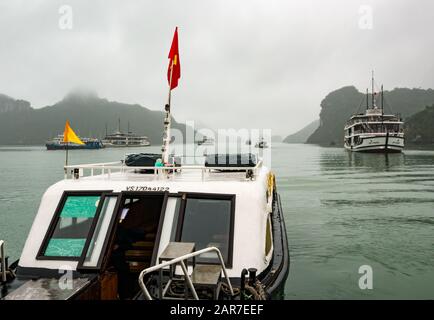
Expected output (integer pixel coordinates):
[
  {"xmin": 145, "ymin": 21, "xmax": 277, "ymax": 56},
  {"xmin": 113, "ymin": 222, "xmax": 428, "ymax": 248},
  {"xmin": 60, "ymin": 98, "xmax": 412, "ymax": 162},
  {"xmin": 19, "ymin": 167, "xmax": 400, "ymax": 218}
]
[{"xmin": 1, "ymin": 144, "xmax": 433, "ymax": 299}]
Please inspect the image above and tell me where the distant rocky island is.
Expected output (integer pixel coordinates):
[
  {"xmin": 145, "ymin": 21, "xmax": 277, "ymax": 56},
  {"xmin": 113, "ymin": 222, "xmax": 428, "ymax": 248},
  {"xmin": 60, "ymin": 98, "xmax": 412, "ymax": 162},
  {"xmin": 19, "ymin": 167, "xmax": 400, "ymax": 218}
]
[
  {"xmin": 0, "ymin": 91, "xmax": 190, "ymax": 145},
  {"xmin": 283, "ymin": 119, "xmax": 319, "ymax": 144},
  {"xmin": 284, "ymin": 86, "xmax": 434, "ymax": 148},
  {"xmin": 405, "ymin": 104, "xmax": 434, "ymax": 146}
]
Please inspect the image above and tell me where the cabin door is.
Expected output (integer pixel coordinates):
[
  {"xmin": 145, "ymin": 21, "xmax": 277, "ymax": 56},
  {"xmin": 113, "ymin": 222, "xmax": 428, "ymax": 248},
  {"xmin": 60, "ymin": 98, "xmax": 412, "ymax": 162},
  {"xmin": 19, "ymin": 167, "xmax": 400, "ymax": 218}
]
[{"xmin": 107, "ymin": 192, "xmax": 168, "ymax": 299}]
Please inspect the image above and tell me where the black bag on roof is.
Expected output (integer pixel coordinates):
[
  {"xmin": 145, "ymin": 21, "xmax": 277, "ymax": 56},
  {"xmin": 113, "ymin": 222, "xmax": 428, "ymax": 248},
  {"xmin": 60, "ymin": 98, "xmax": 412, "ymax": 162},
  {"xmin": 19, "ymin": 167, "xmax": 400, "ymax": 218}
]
[
  {"xmin": 205, "ymin": 153, "xmax": 257, "ymax": 168},
  {"xmin": 125, "ymin": 153, "xmax": 161, "ymax": 167}
]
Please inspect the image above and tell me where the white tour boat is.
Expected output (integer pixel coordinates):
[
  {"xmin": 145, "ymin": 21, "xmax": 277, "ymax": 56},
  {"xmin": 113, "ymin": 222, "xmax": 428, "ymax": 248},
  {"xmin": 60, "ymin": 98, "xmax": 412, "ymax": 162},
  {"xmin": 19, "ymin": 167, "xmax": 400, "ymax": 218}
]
[
  {"xmin": 0, "ymin": 152, "xmax": 289, "ymax": 300},
  {"xmin": 0, "ymin": 29, "xmax": 288, "ymax": 300},
  {"xmin": 255, "ymin": 138, "xmax": 269, "ymax": 149},
  {"xmin": 196, "ymin": 135, "xmax": 215, "ymax": 146},
  {"xmin": 102, "ymin": 119, "xmax": 151, "ymax": 148},
  {"xmin": 1, "ymin": 155, "xmax": 289, "ymax": 299},
  {"xmin": 344, "ymin": 74, "xmax": 404, "ymax": 153}
]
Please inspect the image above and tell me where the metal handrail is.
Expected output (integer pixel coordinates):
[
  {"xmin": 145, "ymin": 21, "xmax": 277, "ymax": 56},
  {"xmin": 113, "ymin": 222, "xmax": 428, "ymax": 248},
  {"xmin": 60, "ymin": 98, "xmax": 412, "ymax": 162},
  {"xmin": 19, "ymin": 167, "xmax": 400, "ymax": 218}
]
[
  {"xmin": 138, "ymin": 246, "xmax": 234, "ymax": 300},
  {"xmin": 0, "ymin": 240, "xmax": 6, "ymax": 283},
  {"xmin": 64, "ymin": 160, "xmax": 262, "ymax": 181}
]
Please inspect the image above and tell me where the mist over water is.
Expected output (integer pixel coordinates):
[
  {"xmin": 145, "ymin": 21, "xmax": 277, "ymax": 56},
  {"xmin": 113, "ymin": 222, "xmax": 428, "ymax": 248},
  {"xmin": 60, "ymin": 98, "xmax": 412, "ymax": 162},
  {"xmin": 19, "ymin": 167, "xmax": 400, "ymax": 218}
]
[{"xmin": 1, "ymin": 143, "xmax": 433, "ymax": 299}]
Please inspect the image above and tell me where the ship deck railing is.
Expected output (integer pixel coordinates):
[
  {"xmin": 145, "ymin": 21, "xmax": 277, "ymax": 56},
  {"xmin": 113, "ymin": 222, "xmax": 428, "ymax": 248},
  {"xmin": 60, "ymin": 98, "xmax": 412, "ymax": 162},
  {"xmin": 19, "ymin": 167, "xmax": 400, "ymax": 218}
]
[
  {"xmin": 345, "ymin": 118, "xmax": 403, "ymax": 127},
  {"xmin": 64, "ymin": 159, "xmax": 263, "ymax": 182},
  {"xmin": 344, "ymin": 131, "xmax": 404, "ymax": 138},
  {"xmin": 137, "ymin": 245, "xmax": 234, "ymax": 300}
]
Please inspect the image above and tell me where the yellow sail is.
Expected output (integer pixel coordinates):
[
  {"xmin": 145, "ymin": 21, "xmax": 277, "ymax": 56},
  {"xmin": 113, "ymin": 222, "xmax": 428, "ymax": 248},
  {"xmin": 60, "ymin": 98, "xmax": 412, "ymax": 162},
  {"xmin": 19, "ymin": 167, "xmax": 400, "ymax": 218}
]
[{"xmin": 63, "ymin": 120, "xmax": 84, "ymax": 145}]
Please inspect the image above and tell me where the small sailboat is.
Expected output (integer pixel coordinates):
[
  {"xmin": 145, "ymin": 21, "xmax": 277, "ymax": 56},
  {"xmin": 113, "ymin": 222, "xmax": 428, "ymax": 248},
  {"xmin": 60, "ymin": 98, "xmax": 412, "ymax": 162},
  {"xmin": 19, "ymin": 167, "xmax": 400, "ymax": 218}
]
[
  {"xmin": 344, "ymin": 72, "xmax": 404, "ymax": 153},
  {"xmin": 196, "ymin": 135, "xmax": 215, "ymax": 145},
  {"xmin": 255, "ymin": 138, "xmax": 269, "ymax": 149}
]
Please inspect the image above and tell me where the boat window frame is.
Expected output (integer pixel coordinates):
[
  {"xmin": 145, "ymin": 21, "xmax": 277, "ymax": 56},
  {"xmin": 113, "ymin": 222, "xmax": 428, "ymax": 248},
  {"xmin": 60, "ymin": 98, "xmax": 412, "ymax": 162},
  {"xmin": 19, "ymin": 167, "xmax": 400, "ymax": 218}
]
[
  {"xmin": 79, "ymin": 190, "xmax": 170, "ymax": 272},
  {"xmin": 117, "ymin": 191, "xmax": 170, "ymax": 268},
  {"xmin": 36, "ymin": 190, "xmax": 113, "ymax": 261},
  {"xmin": 174, "ymin": 192, "xmax": 236, "ymax": 268},
  {"xmin": 76, "ymin": 192, "xmax": 122, "ymax": 271}
]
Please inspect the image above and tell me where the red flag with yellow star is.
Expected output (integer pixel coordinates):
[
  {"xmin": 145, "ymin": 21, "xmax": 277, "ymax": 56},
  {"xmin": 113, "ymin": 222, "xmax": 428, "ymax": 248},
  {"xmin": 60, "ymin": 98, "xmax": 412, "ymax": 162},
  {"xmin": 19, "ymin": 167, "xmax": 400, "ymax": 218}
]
[{"xmin": 167, "ymin": 27, "xmax": 180, "ymax": 90}]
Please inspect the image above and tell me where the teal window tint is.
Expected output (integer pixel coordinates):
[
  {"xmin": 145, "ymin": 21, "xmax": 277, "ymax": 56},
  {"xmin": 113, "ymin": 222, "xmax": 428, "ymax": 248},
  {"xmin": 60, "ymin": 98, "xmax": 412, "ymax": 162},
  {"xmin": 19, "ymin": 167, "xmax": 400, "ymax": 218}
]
[
  {"xmin": 180, "ymin": 198, "xmax": 232, "ymax": 264},
  {"xmin": 44, "ymin": 239, "xmax": 87, "ymax": 257},
  {"xmin": 44, "ymin": 195, "xmax": 100, "ymax": 257},
  {"xmin": 60, "ymin": 196, "xmax": 100, "ymax": 218}
]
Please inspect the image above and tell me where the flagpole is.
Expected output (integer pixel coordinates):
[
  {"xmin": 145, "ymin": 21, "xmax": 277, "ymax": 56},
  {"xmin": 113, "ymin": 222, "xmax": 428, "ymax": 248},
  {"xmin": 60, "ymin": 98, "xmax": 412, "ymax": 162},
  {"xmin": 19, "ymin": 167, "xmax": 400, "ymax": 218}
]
[
  {"xmin": 65, "ymin": 142, "xmax": 68, "ymax": 176},
  {"xmin": 371, "ymin": 70, "xmax": 375, "ymax": 108},
  {"xmin": 162, "ymin": 59, "xmax": 175, "ymax": 164}
]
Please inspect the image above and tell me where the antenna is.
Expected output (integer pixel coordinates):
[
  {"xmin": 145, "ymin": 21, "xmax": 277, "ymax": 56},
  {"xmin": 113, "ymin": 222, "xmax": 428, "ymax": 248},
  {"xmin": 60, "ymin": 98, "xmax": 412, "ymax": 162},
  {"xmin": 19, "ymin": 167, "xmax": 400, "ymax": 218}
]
[
  {"xmin": 366, "ymin": 88, "xmax": 369, "ymax": 110},
  {"xmin": 381, "ymin": 85, "xmax": 384, "ymax": 116},
  {"xmin": 381, "ymin": 84, "xmax": 385, "ymax": 131},
  {"xmin": 118, "ymin": 118, "xmax": 121, "ymax": 132},
  {"xmin": 371, "ymin": 70, "xmax": 375, "ymax": 108}
]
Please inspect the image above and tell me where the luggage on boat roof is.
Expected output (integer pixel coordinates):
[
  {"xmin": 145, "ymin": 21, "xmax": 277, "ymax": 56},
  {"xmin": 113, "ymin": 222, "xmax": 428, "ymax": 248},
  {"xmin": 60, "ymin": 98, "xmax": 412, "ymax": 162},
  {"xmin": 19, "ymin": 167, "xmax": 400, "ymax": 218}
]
[
  {"xmin": 125, "ymin": 153, "xmax": 181, "ymax": 173},
  {"xmin": 125, "ymin": 153, "xmax": 162, "ymax": 167},
  {"xmin": 205, "ymin": 153, "xmax": 257, "ymax": 167}
]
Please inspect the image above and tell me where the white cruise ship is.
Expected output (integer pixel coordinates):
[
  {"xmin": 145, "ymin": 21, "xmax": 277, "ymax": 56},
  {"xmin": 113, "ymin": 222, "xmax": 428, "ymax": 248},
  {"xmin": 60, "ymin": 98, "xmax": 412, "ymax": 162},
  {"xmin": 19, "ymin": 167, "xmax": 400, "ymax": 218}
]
[
  {"xmin": 344, "ymin": 74, "xmax": 404, "ymax": 153},
  {"xmin": 102, "ymin": 120, "xmax": 151, "ymax": 148}
]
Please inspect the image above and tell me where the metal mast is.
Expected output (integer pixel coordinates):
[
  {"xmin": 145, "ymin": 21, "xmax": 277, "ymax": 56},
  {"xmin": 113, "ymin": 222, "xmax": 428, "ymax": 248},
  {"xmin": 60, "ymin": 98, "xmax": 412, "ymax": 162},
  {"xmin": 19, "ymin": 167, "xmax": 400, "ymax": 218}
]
[
  {"xmin": 366, "ymin": 88, "xmax": 369, "ymax": 110},
  {"xmin": 371, "ymin": 70, "xmax": 375, "ymax": 108},
  {"xmin": 162, "ymin": 60, "xmax": 174, "ymax": 164},
  {"xmin": 381, "ymin": 85, "xmax": 384, "ymax": 116}
]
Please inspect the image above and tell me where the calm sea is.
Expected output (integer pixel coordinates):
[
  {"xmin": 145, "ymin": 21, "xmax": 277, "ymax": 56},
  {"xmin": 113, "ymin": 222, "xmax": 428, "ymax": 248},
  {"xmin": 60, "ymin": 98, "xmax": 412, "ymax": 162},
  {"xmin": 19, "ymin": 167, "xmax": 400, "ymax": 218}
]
[{"xmin": 0, "ymin": 143, "xmax": 433, "ymax": 299}]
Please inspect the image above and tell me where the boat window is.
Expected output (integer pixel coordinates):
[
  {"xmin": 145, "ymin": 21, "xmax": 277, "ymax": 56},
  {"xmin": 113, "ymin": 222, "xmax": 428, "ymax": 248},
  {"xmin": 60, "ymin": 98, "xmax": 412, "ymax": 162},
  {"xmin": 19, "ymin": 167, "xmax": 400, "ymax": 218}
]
[
  {"xmin": 156, "ymin": 196, "xmax": 181, "ymax": 259},
  {"xmin": 169, "ymin": 198, "xmax": 182, "ymax": 242},
  {"xmin": 80, "ymin": 195, "xmax": 118, "ymax": 268},
  {"xmin": 40, "ymin": 194, "xmax": 102, "ymax": 258},
  {"xmin": 176, "ymin": 195, "xmax": 235, "ymax": 267}
]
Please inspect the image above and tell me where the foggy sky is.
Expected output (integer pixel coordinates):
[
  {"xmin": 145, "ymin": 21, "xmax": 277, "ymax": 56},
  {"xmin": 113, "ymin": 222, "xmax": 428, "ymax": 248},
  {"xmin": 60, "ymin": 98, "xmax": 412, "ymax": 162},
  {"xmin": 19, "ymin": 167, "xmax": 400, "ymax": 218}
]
[{"xmin": 1, "ymin": 0, "xmax": 433, "ymax": 136}]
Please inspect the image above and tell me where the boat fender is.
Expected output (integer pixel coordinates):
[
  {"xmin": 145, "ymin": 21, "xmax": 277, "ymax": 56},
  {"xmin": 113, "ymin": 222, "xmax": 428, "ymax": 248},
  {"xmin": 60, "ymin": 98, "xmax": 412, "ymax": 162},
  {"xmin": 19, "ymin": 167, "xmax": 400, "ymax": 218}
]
[{"xmin": 266, "ymin": 172, "xmax": 275, "ymax": 212}]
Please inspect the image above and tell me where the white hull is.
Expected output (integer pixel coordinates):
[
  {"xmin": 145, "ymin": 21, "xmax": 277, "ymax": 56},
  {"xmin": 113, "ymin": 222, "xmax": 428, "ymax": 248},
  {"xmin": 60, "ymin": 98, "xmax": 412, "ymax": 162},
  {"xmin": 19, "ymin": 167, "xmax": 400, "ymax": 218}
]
[
  {"xmin": 344, "ymin": 135, "xmax": 404, "ymax": 153},
  {"xmin": 197, "ymin": 141, "xmax": 214, "ymax": 145},
  {"xmin": 103, "ymin": 142, "xmax": 151, "ymax": 148}
]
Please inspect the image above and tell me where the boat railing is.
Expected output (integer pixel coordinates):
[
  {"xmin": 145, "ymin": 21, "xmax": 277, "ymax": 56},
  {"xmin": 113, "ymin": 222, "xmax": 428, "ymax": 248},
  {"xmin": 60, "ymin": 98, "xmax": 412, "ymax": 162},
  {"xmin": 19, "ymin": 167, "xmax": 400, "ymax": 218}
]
[
  {"xmin": 137, "ymin": 246, "xmax": 234, "ymax": 300},
  {"xmin": 64, "ymin": 159, "xmax": 263, "ymax": 181},
  {"xmin": 346, "ymin": 117, "xmax": 403, "ymax": 126},
  {"xmin": 0, "ymin": 240, "xmax": 6, "ymax": 283}
]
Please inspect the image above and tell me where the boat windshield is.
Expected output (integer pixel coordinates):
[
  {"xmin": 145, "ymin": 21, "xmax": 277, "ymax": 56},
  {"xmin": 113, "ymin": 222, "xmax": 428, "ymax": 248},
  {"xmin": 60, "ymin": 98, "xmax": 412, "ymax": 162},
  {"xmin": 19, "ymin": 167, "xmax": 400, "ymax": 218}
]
[
  {"xmin": 173, "ymin": 195, "xmax": 235, "ymax": 266},
  {"xmin": 181, "ymin": 198, "xmax": 232, "ymax": 263}
]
